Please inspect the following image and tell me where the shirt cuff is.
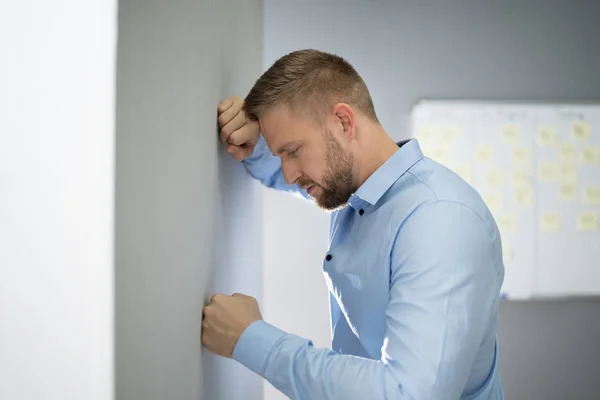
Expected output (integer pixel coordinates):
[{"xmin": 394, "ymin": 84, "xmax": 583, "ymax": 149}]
[
  {"xmin": 232, "ymin": 320, "xmax": 286, "ymax": 376},
  {"xmin": 242, "ymin": 134, "xmax": 268, "ymax": 164}
]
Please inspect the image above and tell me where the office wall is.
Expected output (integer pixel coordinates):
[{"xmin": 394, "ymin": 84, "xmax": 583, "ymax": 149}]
[
  {"xmin": 115, "ymin": 1, "xmax": 263, "ymax": 399},
  {"xmin": 0, "ymin": 1, "xmax": 116, "ymax": 399},
  {"xmin": 262, "ymin": 1, "xmax": 600, "ymax": 399}
]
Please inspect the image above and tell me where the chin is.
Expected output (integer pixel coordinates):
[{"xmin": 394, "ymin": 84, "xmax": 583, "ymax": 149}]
[{"xmin": 315, "ymin": 198, "xmax": 347, "ymax": 211}]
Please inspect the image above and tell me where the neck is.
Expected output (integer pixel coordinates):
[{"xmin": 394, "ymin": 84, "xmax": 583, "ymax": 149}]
[{"xmin": 353, "ymin": 123, "xmax": 400, "ymax": 188}]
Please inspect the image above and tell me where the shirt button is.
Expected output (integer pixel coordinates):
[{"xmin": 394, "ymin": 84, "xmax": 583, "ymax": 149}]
[
  {"xmin": 359, "ymin": 209, "xmax": 364, "ymax": 215},
  {"xmin": 326, "ymin": 254, "xmax": 332, "ymax": 261}
]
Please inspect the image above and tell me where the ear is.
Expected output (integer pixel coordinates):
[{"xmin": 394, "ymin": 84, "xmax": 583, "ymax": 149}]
[{"xmin": 331, "ymin": 103, "xmax": 355, "ymax": 142}]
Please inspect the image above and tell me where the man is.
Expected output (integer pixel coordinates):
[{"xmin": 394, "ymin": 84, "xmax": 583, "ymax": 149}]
[{"xmin": 202, "ymin": 49, "xmax": 505, "ymax": 399}]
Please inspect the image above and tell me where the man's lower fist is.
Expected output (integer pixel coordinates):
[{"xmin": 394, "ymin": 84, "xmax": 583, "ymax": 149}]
[{"xmin": 201, "ymin": 293, "xmax": 262, "ymax": 358}]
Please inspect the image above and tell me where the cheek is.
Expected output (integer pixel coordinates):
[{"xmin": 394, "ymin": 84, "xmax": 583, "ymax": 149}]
[
  {"xmin": 301, "ymin": 146, "xmax": 328, "ymax": 184},
  {"xmin": 302, "ymin": 163, "xmax": 326, "ymax": 186}
]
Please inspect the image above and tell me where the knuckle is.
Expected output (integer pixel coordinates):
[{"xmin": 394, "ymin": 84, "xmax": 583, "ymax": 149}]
[
  {"xmin": 228, "ymin": 132, "xmax": 242, "ymax": 146},
  {"xmin": 220, "ymin": 126, "xmax": 231, "ymax": 138}
]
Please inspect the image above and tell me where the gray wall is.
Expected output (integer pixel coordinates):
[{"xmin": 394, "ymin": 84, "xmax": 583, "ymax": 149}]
[
  {"xmin": 263, "ymin": 1, "xmax": 600, "ymax": 399},
  {"xmin": 115, "ymin": 1, "xmax": 263, "ymax": 399}
]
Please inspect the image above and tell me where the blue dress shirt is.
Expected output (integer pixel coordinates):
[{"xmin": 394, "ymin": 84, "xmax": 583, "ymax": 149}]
[{"xmin": 233, "ymin": 135, "xmax": 505, "ymax": 400}]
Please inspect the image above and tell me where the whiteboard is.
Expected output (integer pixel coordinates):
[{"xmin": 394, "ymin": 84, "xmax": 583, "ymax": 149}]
[{"xmin": 410, "ymin": 101, "xmax": 600, "ymax": 299}]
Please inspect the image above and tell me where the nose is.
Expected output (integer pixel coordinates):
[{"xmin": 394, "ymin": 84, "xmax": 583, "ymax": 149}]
[{"xmin": 281, "ymin": 158, "xmax": 302, "ymax": 185}]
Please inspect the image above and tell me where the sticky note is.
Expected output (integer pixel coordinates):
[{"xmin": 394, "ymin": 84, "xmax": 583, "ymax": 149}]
[
  {"xmin": 501, "ymin": 125, "xmax": 520, "ymax": 144},
  {"xmin": 453, "ymin": 165, "xmax": 473, "ymax": 183},
  {"xmin": 572, "ymin": 121, "xmax": 591, "ymax": 141},
  {"xmin": 496, "ymin": 214, "xmax": 517, "ymax": 233},
  {"xmin": 577, "ymin": 211, "xmax": 598, "ymax": 231},
  {"xmin": 416, "ymin": 125, "xmax": 436, "ymax": 139},
  {"xmin": 483, "ymin": 193, "xmax": 503, "ymax": 211},
  {"xmin": 440, "ymin": 125, "xmax": 459, "ymax": 143},
  {"xmin": 581, "ymin": 146, "xmax": 599, "ymax": 164},
  {"xmin": 512, "ymin": 147, "xmax": 532, "ymax": 164},
  {"xmin": 486, "ymin": 169, "xmax": 504, "ymax": 187},
  {"xmin": 540, "ymin": 213, "xmax": 561, "ymax": 232},
  {"xmin": 559, "ymin": 182, "xmax": 577, "ymax": 201},
  {"xmin": 475, "ymin": 145, "xmax": 494, "ymax": 163},
  {"xmin": 514, "ymin": 186, "xmax": 533, "ymax": 206},
  {"xmin": 538, "ymin": 162, "xmax": 558, "ymax": 181},
  {"xmin": 511, "ymin": 169, "xmax": 532, "ymax": 186},
  {"xmin": 557, "ymin": 162, "xmax": 578, "ymax": 183},
  {"xmin": 502, "ymin": 242, "xmax": 512, "ymax": 261},
  {"xmin": 538, "ymin": 126, "xmax": 556, "ymax": 146},
  {"xmin": 557, "ymin": 142, "xmax": 577, "ymax": 162},
  {"xmin": 583, "ymin": 186, "xmax": 600, "ymax": 205}
]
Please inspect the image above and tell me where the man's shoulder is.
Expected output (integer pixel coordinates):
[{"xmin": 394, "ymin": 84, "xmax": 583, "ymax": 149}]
[{"xmin": 388, "ymin": 158, "xmax": 489, "ymax": 219}]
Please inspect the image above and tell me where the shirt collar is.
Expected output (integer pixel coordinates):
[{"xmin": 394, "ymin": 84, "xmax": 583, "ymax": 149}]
[{"xmin": 347, "ymin": 139, "xmax": 423, "ymax": 211}]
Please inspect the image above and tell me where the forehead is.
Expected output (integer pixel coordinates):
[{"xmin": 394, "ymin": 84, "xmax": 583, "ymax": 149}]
[{"xmin": 259, "ymin": 106, "xmax": 318, "ymax": 154}]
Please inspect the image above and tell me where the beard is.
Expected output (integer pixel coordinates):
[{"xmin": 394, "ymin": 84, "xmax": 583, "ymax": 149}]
[{"xmin": 300, "ymin": 129, "xmax": 357, "ymax": 211}]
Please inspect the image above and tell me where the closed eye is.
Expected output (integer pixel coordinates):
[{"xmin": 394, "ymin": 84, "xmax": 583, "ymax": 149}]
[{"xmin": 287, "ymin": 147, "xmax": 301, "ymax": 157}]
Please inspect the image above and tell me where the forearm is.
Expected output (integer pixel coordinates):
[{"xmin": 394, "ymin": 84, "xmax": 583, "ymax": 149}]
[{"xmin": 233, "ymin": 320, "xmax": 412, "ymax": 400}]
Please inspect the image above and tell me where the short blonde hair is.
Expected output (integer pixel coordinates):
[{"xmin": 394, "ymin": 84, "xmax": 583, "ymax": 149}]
[{"xmin": 243, "ymin": 49, "xmax": 379, "ymax": 124}]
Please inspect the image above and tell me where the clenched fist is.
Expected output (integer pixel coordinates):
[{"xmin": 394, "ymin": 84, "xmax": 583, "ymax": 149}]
[
  {"xmin": 217, "ymin": 96, "xmax": 260, "ymax": 162},
  {"xmin": 201, "ymin": 293, "xmax": 263, "ymax": 358}
]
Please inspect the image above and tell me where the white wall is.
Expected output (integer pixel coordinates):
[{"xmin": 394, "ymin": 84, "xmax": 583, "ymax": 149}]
[
  {"xmin": 1, "ymin": 1, "xmax": 265, "ymax": 399},
  {"xmin": 115, "ymin": 1, "xmax": 264, "ymax": 399},
  {"xmin": 0, "ymin": 1, "xmax": 117, "ymax": 399},
  {"xmin": 262, "ymin": 1, "xmax": 600, "ymax": 400}
]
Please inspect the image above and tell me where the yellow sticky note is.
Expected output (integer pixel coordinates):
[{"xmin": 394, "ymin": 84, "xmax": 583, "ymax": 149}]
[
  {"xmin": 483, "ymin": 193, "xmax": 503, "ymax": 212},
  {"xmin": 557, "ymin": 162, "xmax": 578, "ymax": 183},
  {"xmin": 511, "ymin": 169, "xmax": 532, "ymax": 186},
  {"xmin": 583, "ymin": 186, "xmax": 600, "ymax": 205},
  {"xmin": 538, "ymin": 162, "xmax": 558, "ymax": 181},
  {"xmin": 514, "ymin": 186, "xmax": 533, "ymax": 206},
  {"xmin": 501, "ymin": 125, "xmax": 520, "ymax": 144},
  {"xmin": 502, "ymin": 242, "xmax": 512, "ymax": 261},
  {"xmin": 453, "ymin": 165, "xmax": 473, "ymax": 183},
  {"xmin": 540, "ymin": 213, "xmax": 561, "ymax": 232},
  {"xmin": 440, "ymin": 125, "xmax": 459, "ymax": 143},
  {"xmin": 416, "ymin": 125, "xmax": 436, "ymax": 139},
  {"xmin": 512, "ymin": 147, "xmax": 532, "ymax": 164},
  {"xmin": 538, "ymin": 126, "xmax": 557, "ymax": 146},
  {"xmin": 559, "ymin": 182, "xmax": 578, "ymax": 201},
  {"xmin": 486, "ymin": 169, "xmax": 504, "ymax": 187},
  {"xmin": 475, "ymin": 145, "xmax": 494, "ymax": 163},
  {"xmin": 557, "ymin": 141, "xmax": 577, "ymax": 162},
  {"xmin": 581, "ymin": 146, "xmax": 599, "ymax": 165},
  {"xmin": 496, "ymin": 214, "xmax": 517, "ymax": 233},
  {"xmin": 578, "ymin": 211, "xmax": 598, "ymax": 231},
  {"xmin": 572, "ymin": 121, "xmax": 591, "ymax": 141}
]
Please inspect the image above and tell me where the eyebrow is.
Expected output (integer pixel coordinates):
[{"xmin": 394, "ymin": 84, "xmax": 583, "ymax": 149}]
[{"xmin": 276, "ymin": 141, "xmax": 302, "ymax": 155}]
